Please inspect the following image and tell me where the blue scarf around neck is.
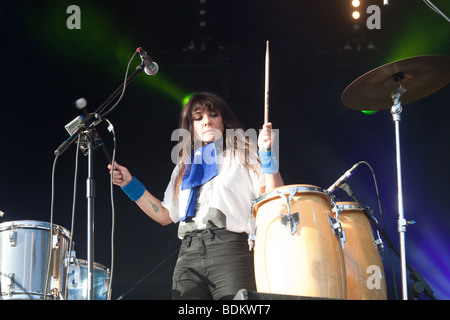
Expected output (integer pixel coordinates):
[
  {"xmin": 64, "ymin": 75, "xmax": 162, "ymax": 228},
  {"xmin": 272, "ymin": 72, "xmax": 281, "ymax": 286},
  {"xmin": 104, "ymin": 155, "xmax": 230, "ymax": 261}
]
[{"xmin": 180, "ymin": 140, "xmax": 220, "ymax": 222}]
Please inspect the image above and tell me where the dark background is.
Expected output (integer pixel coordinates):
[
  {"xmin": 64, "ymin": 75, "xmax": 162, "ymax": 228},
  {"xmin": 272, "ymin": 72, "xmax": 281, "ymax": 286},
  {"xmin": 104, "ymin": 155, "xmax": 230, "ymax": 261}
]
[{"xmin": 1, "ymin": 0, "xmax": 449, "ymax": 300}]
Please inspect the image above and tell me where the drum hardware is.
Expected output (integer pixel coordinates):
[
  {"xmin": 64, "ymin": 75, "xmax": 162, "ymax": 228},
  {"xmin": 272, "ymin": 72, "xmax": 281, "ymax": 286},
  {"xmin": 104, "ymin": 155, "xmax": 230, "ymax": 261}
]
[
  {"xmin": 69, "ymin": 262, "xmax": 81, "ymax": 288},
  {"xmin": 328, "ymin": 214, "xmax": 346, "ymax": 250},
  {"xmin": 62, "ymin": 250, "xmax": 77, "ymax": 299},
  {"xmin": 6, "ymin": 273, "xmax": 15, "ymax": 296},
  {"xmin": 374, "ymin": 237, "xmax": 384, "ymax": 251},
  {"xmin": 247, "ymin": 214, "xmax": 256, "ymax": 251},
  {"xmin": 277, "ymin": 188, "xmax": 300, "ymax": 235},
  {"xmin": 341, "ymin": 54, "xmax": 450, "ymax": 299},
  {"xmin": 65, "ymin": 250, "xmax": 77, "ymax": 268},
  {"xmin": 1, "ymin": 272, "xmax": 33, "ymax": 299},
  {"xmin": 328, "ymin": 194, "xmax": 346, "ymax": 250},
  {"xmin": 371, "ymin": 215, "xmax": 385, "ymax": 252},
  {"xmin": 9, "ymin": 225, "xmax": 17, "ymax": 247},
  {"xmin": 281, "ymin": 212, "xmax": 299, "ymax": 236}
]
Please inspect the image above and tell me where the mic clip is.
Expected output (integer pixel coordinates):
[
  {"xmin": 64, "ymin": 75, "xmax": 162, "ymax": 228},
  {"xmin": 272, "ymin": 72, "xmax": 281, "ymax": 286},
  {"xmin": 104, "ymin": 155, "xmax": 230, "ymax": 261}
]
[
  {"xmin": 76, "ymin": 113, "xmax": 105, "ymax": 156},
  {"xmin": 77, "ymin": 128, "xmax": 105, "ymax": 157}
]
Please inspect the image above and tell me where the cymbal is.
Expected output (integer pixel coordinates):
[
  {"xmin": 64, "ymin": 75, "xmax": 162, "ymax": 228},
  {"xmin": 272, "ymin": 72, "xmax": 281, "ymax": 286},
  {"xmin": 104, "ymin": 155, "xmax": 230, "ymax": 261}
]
[{"xmin": 341, "ymin": 55, "xmax": 450, "ymax": 110}]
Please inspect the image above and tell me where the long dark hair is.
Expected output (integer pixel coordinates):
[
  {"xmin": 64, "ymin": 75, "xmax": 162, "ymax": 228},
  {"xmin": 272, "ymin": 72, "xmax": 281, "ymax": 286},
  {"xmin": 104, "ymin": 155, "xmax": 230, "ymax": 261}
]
[{"xmin": 173, "ymin": 92, "xmax": 259, "ymax": 197}]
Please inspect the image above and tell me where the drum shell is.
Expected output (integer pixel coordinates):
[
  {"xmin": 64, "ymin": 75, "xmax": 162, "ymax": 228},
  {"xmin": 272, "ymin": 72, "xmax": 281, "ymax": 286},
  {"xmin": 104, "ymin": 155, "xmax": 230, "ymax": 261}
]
[
  {"xmin": 252, "ymin": 185, "xmax": 347, "ymax": 299},
  {"xmin": 0, "ymin": 220, "xmax": 71, "ymax": 299},
  {"xmin": 67, "ymin": 259, "xmax": 110, "ymax": 300},
  {"xmin": 337, "ymin": 201, "xmax": 387, "ymax": 300}
]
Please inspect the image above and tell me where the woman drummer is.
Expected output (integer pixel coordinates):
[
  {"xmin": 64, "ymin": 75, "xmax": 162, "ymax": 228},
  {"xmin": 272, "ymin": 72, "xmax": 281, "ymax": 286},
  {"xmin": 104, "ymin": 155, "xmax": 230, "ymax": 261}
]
[{"xmin": 109, "ymin": 92, "xmax": 283, "ymax": 299}]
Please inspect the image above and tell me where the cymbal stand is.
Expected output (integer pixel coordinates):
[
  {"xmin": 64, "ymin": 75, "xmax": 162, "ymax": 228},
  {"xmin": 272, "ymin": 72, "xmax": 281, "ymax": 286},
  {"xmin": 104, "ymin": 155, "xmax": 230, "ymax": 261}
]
[{"xmin": 390, "ymin": 76, "xmax": 411, "ymax": 300}]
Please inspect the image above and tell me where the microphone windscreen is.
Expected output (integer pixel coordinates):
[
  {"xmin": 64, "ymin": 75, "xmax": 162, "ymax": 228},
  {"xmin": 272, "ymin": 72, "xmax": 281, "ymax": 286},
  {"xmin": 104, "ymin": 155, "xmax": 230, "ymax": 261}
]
[{"xmin": 75, "ymin": 98, "xmax": 87, "ymax": 109}]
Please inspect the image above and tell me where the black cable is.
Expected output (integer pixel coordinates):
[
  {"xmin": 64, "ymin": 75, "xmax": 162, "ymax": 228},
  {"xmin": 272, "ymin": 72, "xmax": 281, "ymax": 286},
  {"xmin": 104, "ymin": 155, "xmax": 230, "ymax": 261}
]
[
  {"xmin": 357, "ymin": 161, "xmax": 399, "ymax": 300},
  {"xmin": 63, "ymin": 134, "xmax": 81, "ymax": 299},
  {"xmin": 100, "ymin": 50, "xmax": 139, "ymax": 119},
  {"xmin": 103, "ymin": 118, "xmax": 116, "ymax": 300},
  {"xmin": 44, "ymin": 155, "xmax": 58, "ymax": 299}
]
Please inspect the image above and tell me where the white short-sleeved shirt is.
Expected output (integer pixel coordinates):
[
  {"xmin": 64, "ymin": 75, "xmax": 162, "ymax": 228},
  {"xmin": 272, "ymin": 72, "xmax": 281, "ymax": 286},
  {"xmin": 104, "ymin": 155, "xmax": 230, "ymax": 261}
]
[{"xmin": 161, "ymin": 152, "xmax": 262, "ymax": 238}]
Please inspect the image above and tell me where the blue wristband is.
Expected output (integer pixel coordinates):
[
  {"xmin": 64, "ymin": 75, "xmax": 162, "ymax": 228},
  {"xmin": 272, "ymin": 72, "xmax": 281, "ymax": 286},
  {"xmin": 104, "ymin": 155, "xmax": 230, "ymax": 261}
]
[
  {"xmin": 258, "ymin": 150, "xmax": 279, "ymax": 174},
  {"xmin": 121, "ymin": 176, "xmax": 145, "ymax": 201}
]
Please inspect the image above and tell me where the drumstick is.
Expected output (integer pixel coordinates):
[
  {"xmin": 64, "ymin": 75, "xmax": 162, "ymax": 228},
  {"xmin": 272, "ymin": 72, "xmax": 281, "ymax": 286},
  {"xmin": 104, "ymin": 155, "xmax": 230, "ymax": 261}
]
[{"xmin": 264, "ymin": 40, "xmax": 269, "ymax": 124}]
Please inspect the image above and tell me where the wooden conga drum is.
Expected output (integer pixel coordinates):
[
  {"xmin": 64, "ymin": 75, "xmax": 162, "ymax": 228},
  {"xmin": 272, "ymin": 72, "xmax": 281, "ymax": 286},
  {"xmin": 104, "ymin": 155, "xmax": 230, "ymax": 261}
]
[
  {"xmin": 337, "ymin": 201, "xmax": 387, "ymax": 300},
  {"xmin": 251, "ymin": 185, "xmax": 347, "ymax": 299}
]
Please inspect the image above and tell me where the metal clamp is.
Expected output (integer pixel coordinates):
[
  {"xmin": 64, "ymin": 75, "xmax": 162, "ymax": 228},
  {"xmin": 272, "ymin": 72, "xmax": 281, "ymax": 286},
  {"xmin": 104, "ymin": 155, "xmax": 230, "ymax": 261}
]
[
  {"xmin": 7, "ymin": 273, "xmax": 15, "ymax": 297},
  {"xmin": 371, "ymin": 215, "xmax": 385, "ymax": 252},
  {"xmin": 247, "ymin": 202, "xmax": 256, "ymax": 251},
  {"xmin": 278, "ymin": 188, "xmax": 299, "ymax": 235},
  {"xmin": 9, "ymin": 225, "xmax": 17, "ymax": 247},
  {"xmin": 328, "ymin": 215, "xmax": 346, "ymax": 250},
  {"xmin": 330, "ymin": 203, "xmax": 346, "ymax": 249}
]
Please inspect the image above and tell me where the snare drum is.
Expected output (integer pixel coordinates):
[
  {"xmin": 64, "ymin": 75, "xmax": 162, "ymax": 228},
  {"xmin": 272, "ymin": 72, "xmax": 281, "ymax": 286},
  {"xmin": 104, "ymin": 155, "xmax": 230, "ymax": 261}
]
[
  {"xmin": 67, "ymin": 259, "xmax": 110, "ymax": 300},
  {"xmin": 0, "ymin": 220, "xmax": 71, "ymax": 299},
  {"xmin": 251, "ymin": 185, "xmax": 347, "ymax": 299},
  {"xmin": 337, "ymin": 201, "xmax": 387, "ymax": 300}
]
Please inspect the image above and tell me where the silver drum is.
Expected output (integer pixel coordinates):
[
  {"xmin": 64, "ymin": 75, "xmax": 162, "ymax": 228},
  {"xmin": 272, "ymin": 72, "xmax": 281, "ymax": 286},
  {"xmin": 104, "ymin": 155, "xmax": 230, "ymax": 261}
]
[
  {"xmin": 67, "ymin": 259, "xmax": 110, "ymax": 300},
  {"xmin": 0, "ymin": 220, "xmax": 71, "ymax": 299}
]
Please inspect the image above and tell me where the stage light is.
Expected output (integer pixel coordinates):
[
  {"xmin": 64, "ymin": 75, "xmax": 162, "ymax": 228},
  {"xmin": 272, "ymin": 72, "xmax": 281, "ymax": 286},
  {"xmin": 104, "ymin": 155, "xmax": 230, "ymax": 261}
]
[
  {"xmin": 361, "ymin": 110, "xmax": 378, "ymax": 115},
  {"xmin": 352, "ymin": 11, "xmax": 360, "ymax": 19},
  {"xmin": 352, "ymin": 0, "xmax": 360, "ymax": 7},
  {"xmin": 182, "ymin": 93, "xmax": 195, "ymax": 107}
]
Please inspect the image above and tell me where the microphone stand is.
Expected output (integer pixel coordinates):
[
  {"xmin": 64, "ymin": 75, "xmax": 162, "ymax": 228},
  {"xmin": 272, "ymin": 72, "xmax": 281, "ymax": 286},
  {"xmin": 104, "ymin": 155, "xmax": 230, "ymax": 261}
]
[
  {"xmin": 53, "ymin": 63, "xmax": 144, "ymax": 300},
  {"xmin": 340, "ymin": 182, "xmax": 436, "ymax": 300}
]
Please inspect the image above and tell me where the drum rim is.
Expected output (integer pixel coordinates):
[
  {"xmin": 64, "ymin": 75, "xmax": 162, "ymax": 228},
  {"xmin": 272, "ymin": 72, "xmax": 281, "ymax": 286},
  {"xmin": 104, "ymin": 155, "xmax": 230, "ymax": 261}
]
[
  {"xmin": 72, "ymin": 259, "xmax": 110, "ymax": 274},
  {"xmin": 0, "ymin": 220, "xmax": 71, "ymax": 238},
  {"xmin": 336, "ymin": 201, "xmax": 363, "ymax": 211},
  {"xmin": 254, "ymin": 184, "xmax": 330, "ymax": 203}
]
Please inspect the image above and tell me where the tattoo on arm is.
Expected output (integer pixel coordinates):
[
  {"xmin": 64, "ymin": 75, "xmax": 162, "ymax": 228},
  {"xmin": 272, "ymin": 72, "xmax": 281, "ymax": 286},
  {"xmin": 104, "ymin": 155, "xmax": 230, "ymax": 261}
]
[{"xmin": 150, "ymin": 201, "xmax": 159, "ymax": 212}]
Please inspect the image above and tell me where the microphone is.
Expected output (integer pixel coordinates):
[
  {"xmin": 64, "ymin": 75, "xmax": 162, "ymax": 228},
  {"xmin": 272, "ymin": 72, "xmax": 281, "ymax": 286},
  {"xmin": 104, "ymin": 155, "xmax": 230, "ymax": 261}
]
[
  {"xmin": 327, "ymin": 162, "xmax": 361, "ymax": 193},
  {"xmin": 137, "ymin": 47, "xmax": 159, "ymax": 75}
]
